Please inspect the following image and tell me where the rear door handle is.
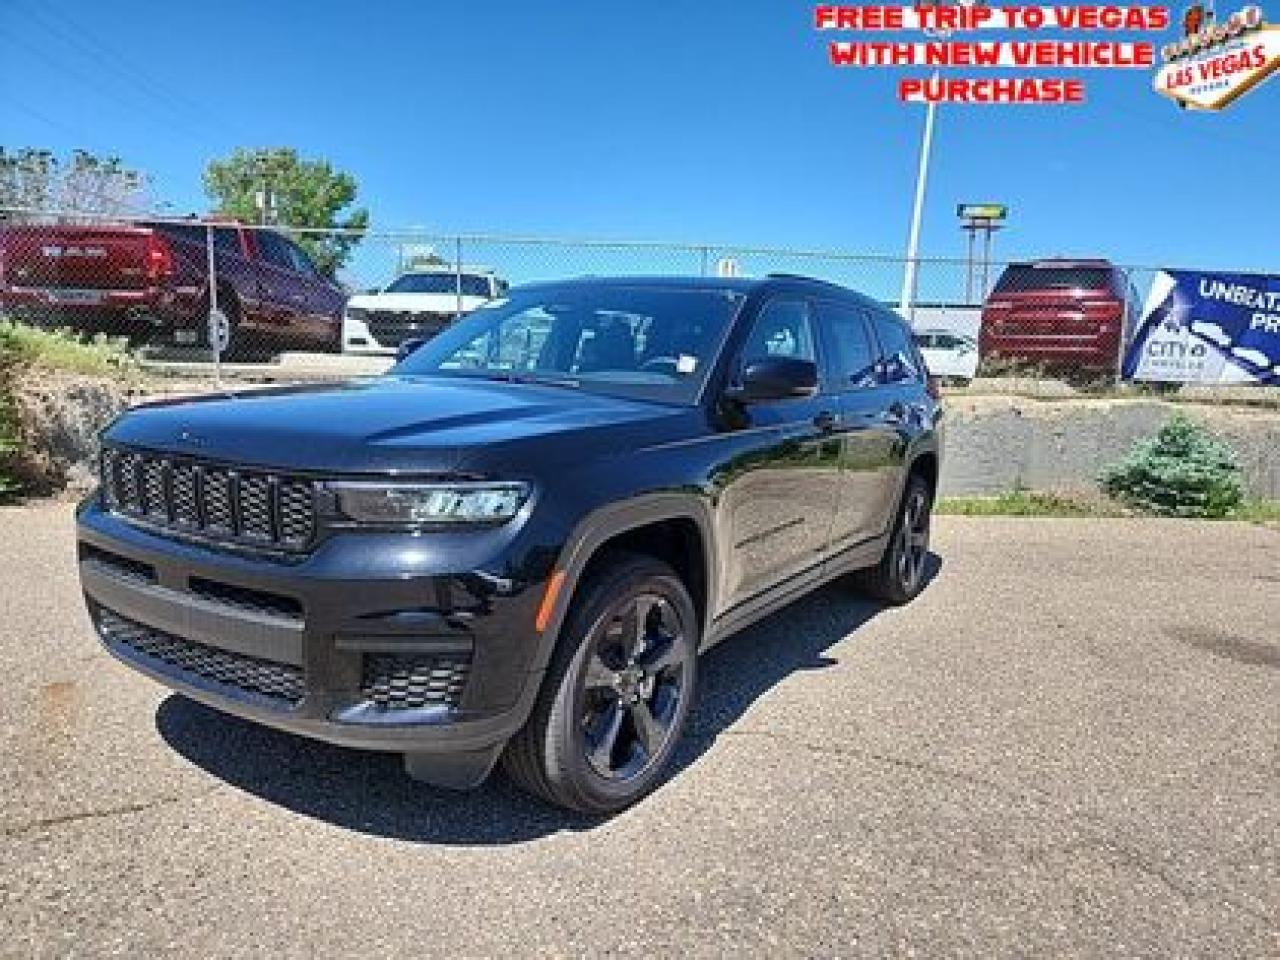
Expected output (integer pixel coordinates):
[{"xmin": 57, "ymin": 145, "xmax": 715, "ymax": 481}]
[{"xmin": 883, "ymin": 402, "xmax": 907, "ymax": 424}]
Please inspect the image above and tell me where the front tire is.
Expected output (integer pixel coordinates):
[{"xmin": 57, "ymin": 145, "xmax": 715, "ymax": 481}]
[
  {"xmin": 502, "ymin": 553, "xmax": 698, "ymax": 814},
  {"xmin": 852, "ymin": 475, "xmax": 933, "ymax": 605}
]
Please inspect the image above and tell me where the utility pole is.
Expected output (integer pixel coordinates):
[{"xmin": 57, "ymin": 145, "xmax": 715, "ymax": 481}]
[{"xmin": 898, "ymin": 80, "xmax": 939, "ymax": 323}]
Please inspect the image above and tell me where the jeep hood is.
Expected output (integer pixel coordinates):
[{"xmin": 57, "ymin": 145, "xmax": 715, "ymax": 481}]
[{"xmin": 105, "ymin": 376, "xmax": 695, "ymax": 474}]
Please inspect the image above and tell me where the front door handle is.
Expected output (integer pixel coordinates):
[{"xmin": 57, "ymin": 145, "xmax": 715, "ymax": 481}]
[{"xmin": 813, "ymin": 410, "xmax": 840, "ymax": 433}]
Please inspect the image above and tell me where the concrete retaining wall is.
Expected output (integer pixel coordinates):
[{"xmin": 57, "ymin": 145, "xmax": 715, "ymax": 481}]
[{"xmin": 940, "ymin": 396, "xmax": 1280, "ymax": 500}]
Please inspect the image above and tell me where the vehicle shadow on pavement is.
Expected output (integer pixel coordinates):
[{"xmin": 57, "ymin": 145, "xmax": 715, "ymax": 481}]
[{"xmin": 156, "ymin": 554, "xmax": 941, "ymax": 844}]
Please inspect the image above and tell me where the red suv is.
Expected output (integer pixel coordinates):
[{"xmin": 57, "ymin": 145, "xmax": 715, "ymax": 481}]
[{"xmin": 979, "ymin": 259, "xmax": 1139, "ymax": 374}]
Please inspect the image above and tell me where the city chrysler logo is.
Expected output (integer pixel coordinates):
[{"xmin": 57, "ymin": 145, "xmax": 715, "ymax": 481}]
[{"xmin": 1155, "ymin": 4, "xmax": 1280, "ymax": 108}]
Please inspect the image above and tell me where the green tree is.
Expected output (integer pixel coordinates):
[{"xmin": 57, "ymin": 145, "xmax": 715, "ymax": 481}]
[{"xmin": 203, "ymin": 147, "xmax": 368, "ymax": 277}]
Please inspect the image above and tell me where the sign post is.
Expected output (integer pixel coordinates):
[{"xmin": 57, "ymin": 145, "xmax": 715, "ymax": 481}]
[{"xmin": 957, "ymin": 203, "xmax": 1008, "ymax": 303}]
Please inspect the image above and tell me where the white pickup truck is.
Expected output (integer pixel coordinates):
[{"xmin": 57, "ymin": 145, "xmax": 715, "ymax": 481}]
[{"xmin": 342, "ymin": 266, "xmax": 507, "ymax": 355}]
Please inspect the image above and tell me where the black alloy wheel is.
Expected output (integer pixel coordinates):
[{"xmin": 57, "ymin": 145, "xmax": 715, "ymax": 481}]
[
  {"xmin": 894, "ymin": 483, "xmax": 931, "ymax": 596},
  {"xmin": 852, "ymin": 474, "xmax": 934, "ymax": 605},
  {"xmin": 579, "ymin": 592, "xmax": 690, "ymax": 782},
  {"xmin": 502, "ymin": 554, "xmax": 698, "ymax": 814}
]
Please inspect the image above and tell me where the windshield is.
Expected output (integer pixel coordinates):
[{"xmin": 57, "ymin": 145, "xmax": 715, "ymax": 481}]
[
  {"xmin": 393, "ymin": 284, "xmax": 745, "ymax": 404},
  {"xmin": 385, "ymin": 273, "xmax": 493, "ymax": 297}
]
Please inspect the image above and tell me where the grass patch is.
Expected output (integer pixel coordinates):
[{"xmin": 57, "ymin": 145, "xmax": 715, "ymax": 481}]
[
  {"xmin": 937, "ymin": 489, "xmax": 1280, "ymax": 522},
  {"xmin": 1232, "ymin": 500, "xmax": 1280, "ymax": 522},
  {"xmin": 936, "ymin": 490, "xmax": 1124, "ymax": 517},
  {"xmin": 0, "ymin": 321, "xmax": 138, "ymax": 378}
]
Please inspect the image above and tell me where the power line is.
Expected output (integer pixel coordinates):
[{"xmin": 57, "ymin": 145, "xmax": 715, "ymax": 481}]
[
  {"xmin": 2, "ymin": 22, "xmax": 218, "ymax": 146},
  {"xmin": 13, "ymin": 0, "xmax": 242, "ymax": 142},
  {"xmin": 2, "ymin": 97, "xmax": 85, "ymax": 140}
]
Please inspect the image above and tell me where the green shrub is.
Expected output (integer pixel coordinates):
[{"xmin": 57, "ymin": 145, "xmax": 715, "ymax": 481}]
[
  {"xmin": 1099, "ymin": 415, "xmax": 1243, "ymax": 518},
  {"xmin": 0, "ymin": 321, "xmax": 137, "ymax": 498},
  {"xmin": 0, "ymin": 359, "xmax": 20, "ymax": 498}
]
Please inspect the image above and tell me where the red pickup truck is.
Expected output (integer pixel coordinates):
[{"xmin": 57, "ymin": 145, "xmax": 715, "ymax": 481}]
[{"xmin": 0, "ymin": 220, "xmax": 347, "ymax": 358}]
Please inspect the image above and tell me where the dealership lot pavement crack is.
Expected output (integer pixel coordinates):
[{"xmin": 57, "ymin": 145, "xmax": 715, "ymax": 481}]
[{"xmin": 1, "ymin": 786, "xmax": 221, "ymax": 839}]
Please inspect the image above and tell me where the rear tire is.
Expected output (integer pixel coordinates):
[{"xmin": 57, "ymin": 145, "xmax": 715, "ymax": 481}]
[
  {"xmin": 852, "ymin": 475, "xmax": 933, "ymax": 605},
  {"xmin": 502, "ymin": 553, "xmax": 698, "ymax": 814}
]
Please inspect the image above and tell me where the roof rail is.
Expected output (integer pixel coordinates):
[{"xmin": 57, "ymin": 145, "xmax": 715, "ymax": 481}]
[{"xmin": 765, "ymin": 272, "xmax": 846, "ymax": 288}]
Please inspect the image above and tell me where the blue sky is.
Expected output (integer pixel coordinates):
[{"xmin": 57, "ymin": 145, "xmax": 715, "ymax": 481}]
[{"xmin": 2, "ymin": 0, "xmax": 1277, "ymax": 289}]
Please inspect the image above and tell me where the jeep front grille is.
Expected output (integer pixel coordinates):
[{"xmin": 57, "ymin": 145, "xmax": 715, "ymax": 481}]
[{"xmin": 100, "ymin": 446, "xmax": 317, "ymax": 551}]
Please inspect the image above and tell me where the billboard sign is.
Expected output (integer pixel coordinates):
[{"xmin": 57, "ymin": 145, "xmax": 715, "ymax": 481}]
[
  {"xmin": 1123, "ymin": 269, "xmax": 1280, "ymax": 384},
  {"xmin": 957, "ymin": 203, "xmax": 1008, "ymax": 221},
  {"xmin": 1154, "ymin": 4, "xmax": 1280, "ymax": 110}
]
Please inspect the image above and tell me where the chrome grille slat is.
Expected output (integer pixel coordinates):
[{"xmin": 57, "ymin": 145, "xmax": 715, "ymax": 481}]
[{"xmin": 100, "ymin": 446, "xmax": 317, "ymax": 552}]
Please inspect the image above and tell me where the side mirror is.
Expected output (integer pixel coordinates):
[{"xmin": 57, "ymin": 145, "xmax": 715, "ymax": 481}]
[
  {"xmin": 729, "ymin": 357, "xmax": 818, "ymax": 403},
  {"xmin": 395, "ymin": 337, "xmax": 428, "ymax": 363}
]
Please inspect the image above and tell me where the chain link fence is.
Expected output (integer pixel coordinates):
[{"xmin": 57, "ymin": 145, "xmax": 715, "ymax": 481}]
[
  {"xmin": 0, "ymin": 207, "xmax": 1177, "ymax": 383},
  {"xmin": 1, "ymin": 208, "xmax": 1277, "ymax": 500}
]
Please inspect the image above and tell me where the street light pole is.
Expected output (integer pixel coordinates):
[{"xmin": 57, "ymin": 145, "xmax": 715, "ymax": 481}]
[{"xmin": 897, "ymin": 72, "xmax": 939, "ymax": 323}]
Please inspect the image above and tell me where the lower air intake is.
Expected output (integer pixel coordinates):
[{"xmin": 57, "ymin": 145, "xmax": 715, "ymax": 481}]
[{"xmin": 361, "ymin": 654, "xmax": 470, "ymax": 710}]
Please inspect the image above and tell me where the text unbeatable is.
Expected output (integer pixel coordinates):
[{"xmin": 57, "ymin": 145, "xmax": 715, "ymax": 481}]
[
  {"xmin": 899, "ymin": 77, "xmax": 1086, "ymax": 102},
  {"xmin": 1162, "ymin": 44, "xmax": 1269, "ymax": 88},
  {"xmin": 814, "ymin": 5, "xmax": 1170, "ymax": 31},
  {"xmin": 830, "ymin": 41, "xmax": 1154, "ymax": 67}
]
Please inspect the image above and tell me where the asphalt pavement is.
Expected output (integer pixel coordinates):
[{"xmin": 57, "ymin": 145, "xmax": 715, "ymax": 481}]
[{"xmin": 1, "ymin": 504, "xmax": 1276, "ymax": 958}]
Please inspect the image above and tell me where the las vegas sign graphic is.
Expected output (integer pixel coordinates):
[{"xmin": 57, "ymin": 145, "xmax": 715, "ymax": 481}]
[{"xmin": 1155, "ymin": 4, "xmax": 1280, "ymax": 109}]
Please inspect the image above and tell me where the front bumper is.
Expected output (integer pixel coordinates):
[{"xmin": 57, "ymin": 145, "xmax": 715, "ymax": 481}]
[
  {"xmin": 342, "ymin": 310, "xmax": 395, "ymax": 356},
  {"xmin": 342, "ymin": 309, "xmax": 460, "ymax": 356},
  {"xmin": 76, "ymin": 499, "xmax": 550, "ymax": 756}
]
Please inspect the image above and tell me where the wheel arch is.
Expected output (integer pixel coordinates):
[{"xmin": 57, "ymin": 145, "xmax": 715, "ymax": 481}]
[
  {"xmin": 532, "ymin": 493, "xmax": 716, "ymax": 674},
  {"xmin": 908, "ymin": 448, "xmax": 939, "ymax": 496}
]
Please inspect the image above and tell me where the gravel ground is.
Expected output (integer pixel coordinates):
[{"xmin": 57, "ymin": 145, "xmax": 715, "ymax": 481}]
[{"xmin": 1, "ymin": 504, "xmax": 1276, "ymax": 958}]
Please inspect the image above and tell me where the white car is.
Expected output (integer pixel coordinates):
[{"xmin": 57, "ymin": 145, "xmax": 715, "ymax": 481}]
[
  {"xmin": 914, "ymin": 328, "xmax": 979, "ymax": 383},
  {"xmin": 343, "ymin": 267, "xmax": 507, "ymax": 355}
]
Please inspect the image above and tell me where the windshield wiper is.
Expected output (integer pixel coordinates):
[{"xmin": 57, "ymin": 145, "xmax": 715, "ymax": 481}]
[
  {"xmin": 512, "ymin": 373, "xmax": 581, "ymax": 390},
  {"xmin": 449, "ymin": 370, "xmax": 581, "ymax": 390}
]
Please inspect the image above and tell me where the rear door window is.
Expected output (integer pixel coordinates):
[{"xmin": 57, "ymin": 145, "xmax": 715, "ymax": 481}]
[
  {"xmin": 869, "ymin": 310, "xmax": 923, "ymax": 385},
  {"xmin": 816, "ymin": 300, "xmax": 878, "ymax": 390}
]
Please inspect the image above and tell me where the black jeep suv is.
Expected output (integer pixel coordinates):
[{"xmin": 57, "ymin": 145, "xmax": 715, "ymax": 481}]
[{"xmin": 77, "ymin": 275, "xmax": 942, "ymax": 813}]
